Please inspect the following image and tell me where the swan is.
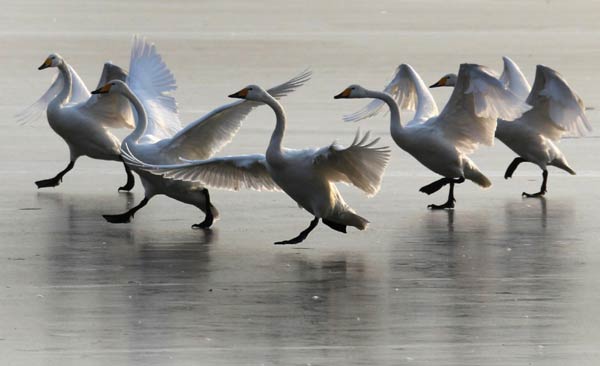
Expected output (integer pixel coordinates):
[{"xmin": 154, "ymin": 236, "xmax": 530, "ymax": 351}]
[
  {"xmin": 121, "ymin": 85, "xmax": 391, "ymax": 244},
  {"xmin": 17, "ymin": 54, "xmax": 136, "ymax": 191},
  {"xmin": 337, "ymin": 63, "xmax": 529, "ymax": 209},
  {"xmin": 434, "ymin": 58, "xmax": 591, "ymax": 197},
  {"xmin": 94, "ymin": 37, "xmax": 311, "ymax": 228}
]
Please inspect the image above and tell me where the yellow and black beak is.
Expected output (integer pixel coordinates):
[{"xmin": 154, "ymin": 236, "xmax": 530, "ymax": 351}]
[
  {"xmin": 91, "ymin": 83, "xmax": 112, "ymax": 95},
  {"xmin": 334, "ymin": 88, "xmax": 352, "ymax": 99},
  {"xmin": 38, "ymin": 58, "xmax": 52, "ymax": 70},
  {"xmin": 228, "ymin": 88, "xmax": 249, "ymax": 99},
  {"xmin": 429, "ymin": 77, "xmax": 448, "ymax": 88}
]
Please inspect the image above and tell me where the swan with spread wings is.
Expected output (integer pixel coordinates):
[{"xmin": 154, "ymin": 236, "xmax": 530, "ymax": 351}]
[
  {"xmin": 338, "ymin": 63, "xmax": 529, "ymax": 209},
  {"xmin": 122, "ymin": 85, "xmax": 390, "ymax": 244},
  {"xmin": 94, "ymin": 37, "xmax": 311, "ymax": 228},
  {"xmin": 18, "ymin": 54, "xmax": 136, "ymax": 190},
  {"xmin": 435, "ymin": 58, "xmax": 591, "ymax": 197}
]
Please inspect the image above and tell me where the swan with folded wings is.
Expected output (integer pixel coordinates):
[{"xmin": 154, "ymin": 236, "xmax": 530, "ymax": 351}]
[
  {"xmin": 434, "ymin": 58, "xmax": 591, "ymax": 197},
  {"xmin": 18, "ymin": 54, "xmax": 136, "ymax": 190},
  {"xmin": 122, "ymin": 85, "xmax": 390, "ymax": 244},
  {"xmin": 338, "ymin": 63, "xmax": 529, "ymax": 209},
  {"xmin": 94, "ymin": 37, "xmax": 311, "ymax": 228}
]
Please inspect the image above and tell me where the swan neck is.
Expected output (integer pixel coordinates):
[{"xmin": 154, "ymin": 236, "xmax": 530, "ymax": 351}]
[
  {"xmin": 122, "ymin": 87, "xmax": 148, "ymax": 143},
  {"xmin": 264, "ymin": 95, "xmax": 286, "ymax": 156},
  {"xmin": 368, "ymin": 90, "xmax": 402, "ymax": 133},
  {"xmin": 55, "ymin": 62, "xmax": 73, "ymax": 106}
]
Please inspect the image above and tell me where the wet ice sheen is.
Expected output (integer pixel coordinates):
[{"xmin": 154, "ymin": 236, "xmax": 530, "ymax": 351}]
[{"xmin": 2, "ymin": 0, "xmax": 600, "ymax": 365}]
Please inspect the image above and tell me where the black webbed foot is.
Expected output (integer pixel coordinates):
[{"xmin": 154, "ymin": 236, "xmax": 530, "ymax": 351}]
[{"xmin": 103, "ymin": 213, "xmax": 133, "ymax": 224}]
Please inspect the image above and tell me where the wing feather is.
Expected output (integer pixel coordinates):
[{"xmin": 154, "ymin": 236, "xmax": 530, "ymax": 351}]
[
  {"xmin": 435, "ymin": 63, "xmax": 531, "ymax": 154},
  {"xmin": 76, "ymin": 62, "xmax": 134, "ymax": 129},
  {"xmin": 499, "ymin": 56, "xmax": 531, "ymax": 101},
  {"xmin": 343, "ymin": 64, "xmax": 438, "ymax": 124},
  {"xmin": 313, "ymin": 130, "xmax": 391, "ymax": 196},
  {"xmin": 127, "ymin": 35, "xmax": 181, "ymax": 140},
  {"xmin": 159, "ymin": 69, "xmax": 312, "ymax": 161},
  {"xmin": 517, "ymin": 65, "xmax": 591, "ymax": 141},
  {"xmin": 122, "ymin": 144, "xmax": 280, "ymax": 192}
]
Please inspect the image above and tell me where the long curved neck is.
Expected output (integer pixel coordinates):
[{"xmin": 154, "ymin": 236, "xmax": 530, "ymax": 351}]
[
  {"xmin": 366, "ymin": 90, "xmax": 402, "ymax": 135},
  {"xmin": 262, "ymin": 94, "xmax": 287, "ymax": 157},
  {"xmin": 121, "ymin": 87, "xmax": 148, "ymax": 143},
  {"xmin": 55, "ymin": 62, "xmax": 73, "ymax": 106}
]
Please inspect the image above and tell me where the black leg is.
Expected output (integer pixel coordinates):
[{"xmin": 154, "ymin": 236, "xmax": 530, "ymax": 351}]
[
  {"xmin": 504, "ymin": 157, "xmax": 527, "ymax": 179},
  {"xmin": 103, "ymin": 197, "xmax": 150, "ymax": 223},
  {"xmin": 523, "ymin": 169, "xmax": 548, "ymax": 198},
  {"xmin": 420, "ymin": 177, "xmax": 452, "ymax": 195},
  {"xmin": 192, "ymin": 189, "xmax": 215, "ymax": 229},
  {"xmin": 118, "ymin": 158, "xmax": 135, "ymax": 192},
  {"xmin": 274, "ymin": 217, "xmax": 320, "ymax": 245},
  {"xmin": 322, "ymin": 218, "xmax": 347, "ymax": 233},
  {"xmin": 428, "ymin": 177, "xmax": 464, "ymax": 210},
  {"xmin": 35, "ymin": 161, "xmax": 75, "ymax": 188}
]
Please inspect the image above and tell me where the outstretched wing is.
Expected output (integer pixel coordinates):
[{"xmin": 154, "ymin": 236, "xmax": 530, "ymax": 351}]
[
  {"xmin": 343, "ymin": 64, "xmax": 439, "ymax": 124},
  {"xmin": 499, "ymin": 56, "xmax": 531, "ymax": 101},
  {"xmin": 127, "ymin": 35, "xmax": 181, "ymax": 140},
  {"xmin": 16, "ymin": 64, "xmax": 91, "ymax": 125},
  {"xmin": 15, "ymin": 72, "xmax": 62, "ymax": 125},
  {"xmin": 434, "ymin": 63, "xmax": 530, "ymax": 154},
  {"xmin": 517, "ymin": 65, "xmax": 591, "ymax": 141},
  {"xmin": 122, "ymin": 145, "xmax": 279, "ymax": 192},
  {"xmin": 75, "ymin": 62, "xmax": 134, "ymax": 129},
  {"xmin": 158, "ymin": 69, "xmax": 312, "ymax": 162},
  {"xmin": 312, "ymin": 130, "xmax": 391, "ymax": 197}
]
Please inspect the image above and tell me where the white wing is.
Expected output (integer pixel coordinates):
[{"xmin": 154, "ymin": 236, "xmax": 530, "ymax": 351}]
[
  {"xmin": 517, "ymin": 65, "xmax": 591, "ymax": 141},
  {"xmin": 15, "ymin": 72, "xmax": 62, "ymax": 125},
  {"xmin": 343, "ymin": 64, "xmax": 439, "ymax": 124},
  {"xmin": 122, "ymin": 145, "xmax": 279, "ymax": 192},
  {"xmin": 67, "ymin": 64, "xmax": 92, "ymax": 104},
  {"xmin": 499, "ymin": 56, "xmax": 531, "ymax": 101},
  {"xmin": 160, "ymin": 69, "xmax": 312, "ymax": 161},
  {"xmin": 313, "ymin": 130, "xmax": 391, "ymax": 197},
  {"xmin": 127, "ymin": 35, "xmax": 181, "ymax": 140},
  {"xmin": 75, "ymin": 62, "xmax": 135, "ymax": 129},
  {"xmin": 434, "ymin": 63, "xmax": 531, "ymax": 154},
  {"xmin": 16, "ymin": 64, "xmax": 91, "ymax": 125}
]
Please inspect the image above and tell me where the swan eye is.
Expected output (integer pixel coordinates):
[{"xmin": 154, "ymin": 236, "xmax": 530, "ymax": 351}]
[{"xmin": 248, "ymin": 87, "xmax": 253, "ymax": 91}]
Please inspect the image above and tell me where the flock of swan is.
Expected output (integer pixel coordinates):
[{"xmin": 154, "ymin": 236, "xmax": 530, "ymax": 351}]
[{"xmin": 19, "ymin": 36, "xmax": 591, "ymax": 244}]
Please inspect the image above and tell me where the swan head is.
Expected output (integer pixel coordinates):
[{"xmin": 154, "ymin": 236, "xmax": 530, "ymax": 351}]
[
  {"xmin": 228, "ymin": 84, "xmax": 270, "ymax": 101},
  {"xmin": 334, "ymin": 84, "xmax": 369, "ymax": 99},
  {"xmin": 38, "ymin": 53, "xmax": 63, "ymax": 70},
  {"xmin": 430, "ymin": 73, "xmax": 457, "ymax": 88},
  {"xmin": 90, "ymin": 80, "xmax": 128, "ymax": 95}
]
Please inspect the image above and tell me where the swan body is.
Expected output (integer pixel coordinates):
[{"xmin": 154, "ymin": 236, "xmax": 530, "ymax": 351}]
[
  {"xmin": 339, "ymin": 63, "xmax": 528, "ymax": 209},
  {"xmin": 19, "ymin": 53, "xmax": 136, "ymax": 190},
  {"xmin": 442, "ymin": 57, "xmax": 590, "ymax": 196},
  {"xmin": 98, "ymin": 37, "xmax": 311, "ymax": 228},
  {"xmin": 123, "ymin": 84, "xmax": 390, "ymax": 244}
]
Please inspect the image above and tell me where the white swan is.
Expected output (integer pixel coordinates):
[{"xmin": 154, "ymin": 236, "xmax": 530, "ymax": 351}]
[
  {"xmin": 94, "ymin": 37, "xmax": 311, "ymax": 228},
  {"xmin": 122, "ymin": 85, "xmax": 391, "ymax": 244},
  {"xmin": 436, "ymin": 58, "xmax": 591, "ymax": 197},
  {"xmin": 18, "ymin": 54, "xmax": 136, "ymax": 190},
  {"xmin": 338, "ymin": 63, "xmax": 529, "ymax": 209}
]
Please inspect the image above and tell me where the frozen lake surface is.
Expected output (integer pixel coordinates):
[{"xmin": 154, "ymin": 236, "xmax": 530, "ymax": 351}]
[{"xmin": 2, "ymin": 1, "xmax": 600, "ymax": 365}]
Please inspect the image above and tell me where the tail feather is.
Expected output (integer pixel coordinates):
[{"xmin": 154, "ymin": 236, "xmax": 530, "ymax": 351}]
[
  {"xmin": 551, "ymin": 159, "xmax": 576, "ymax": 175},
  {"xmin": 463, "ymin": 160, "xmax": 492, "ymax": 188},
  {"xmin": 331, "ymin": 211, "xmax": 369, "ymax": 231}
]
